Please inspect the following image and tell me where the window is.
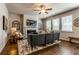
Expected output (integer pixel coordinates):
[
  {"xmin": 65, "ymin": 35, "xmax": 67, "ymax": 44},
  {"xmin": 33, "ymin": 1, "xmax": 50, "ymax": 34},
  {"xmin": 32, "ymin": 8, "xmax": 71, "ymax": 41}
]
[
  {"xmin": 61, "ymin": 15, "xmax": 72, "ymax": 32},
  {"xmin": 52, "ymin": 18, "xmax": 60, "ymax": 31},
  {"xmin": 46, "ymin": 20, "xmax": 51, "ymax": 32}
]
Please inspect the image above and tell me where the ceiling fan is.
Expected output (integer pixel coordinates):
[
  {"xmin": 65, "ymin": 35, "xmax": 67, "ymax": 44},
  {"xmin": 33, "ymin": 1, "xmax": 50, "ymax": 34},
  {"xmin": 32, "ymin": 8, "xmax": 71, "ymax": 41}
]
[{"xmin": 34, "ymin": 5, "xmax": 52, "ymax": 14}]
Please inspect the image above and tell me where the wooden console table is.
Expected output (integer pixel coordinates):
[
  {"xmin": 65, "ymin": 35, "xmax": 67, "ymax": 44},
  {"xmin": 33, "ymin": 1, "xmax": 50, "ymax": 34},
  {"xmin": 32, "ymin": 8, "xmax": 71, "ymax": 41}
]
[
  {"xmin": 9, "ymin": 35, "xmax": 23, "ymax": 44},
  {"xmin": 69, "ymin": 36, "xmax": 79, "ymax": 42}
]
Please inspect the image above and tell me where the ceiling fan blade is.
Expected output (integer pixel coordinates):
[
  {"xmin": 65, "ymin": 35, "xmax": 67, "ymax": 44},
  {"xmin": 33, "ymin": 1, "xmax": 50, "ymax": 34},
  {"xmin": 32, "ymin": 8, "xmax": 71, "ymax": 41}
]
[
  {"xmin": 39, "ymin": 12, "xmax": 41, "ymax": 14},
  {"xmin": 34, "ymin": 10, "xmax": 40, "ymax": 11},
  {"xmin": 46, "ymin": 8, "xmax": 52, "ymax": 10},
  {"xmin": 45, "ymin": 12, "xmax": 48, "ymax": 14}
]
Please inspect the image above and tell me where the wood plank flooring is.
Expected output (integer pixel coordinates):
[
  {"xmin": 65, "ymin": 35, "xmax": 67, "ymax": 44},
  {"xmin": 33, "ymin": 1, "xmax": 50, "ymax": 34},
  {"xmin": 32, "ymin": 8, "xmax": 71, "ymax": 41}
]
[
  {"xmin": 1, "ymin": 40, "xmax": 79, "ymax": 55},
  {"xmin": 0, "ymin": 42, "xmax": 18, "ymax": 55}
]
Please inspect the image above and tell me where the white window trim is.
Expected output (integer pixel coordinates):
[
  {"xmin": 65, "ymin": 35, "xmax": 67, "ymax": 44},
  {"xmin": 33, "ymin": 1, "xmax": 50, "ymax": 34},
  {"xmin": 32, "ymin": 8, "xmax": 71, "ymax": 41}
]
[{"xmin": 61, "ymin": 15, "xmax": 73, "ymax": 32}]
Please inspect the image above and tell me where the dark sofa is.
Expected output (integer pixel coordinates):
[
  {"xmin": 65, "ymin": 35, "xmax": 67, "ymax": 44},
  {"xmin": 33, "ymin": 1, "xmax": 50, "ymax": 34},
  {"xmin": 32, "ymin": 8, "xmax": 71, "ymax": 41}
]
[
  {"xmin": 27, "ymin": 31, "xmax": 60, "ymax": 49},
  {"xmin": 45, "ymin": 33, "xmax": 54, "ymax": 44}
]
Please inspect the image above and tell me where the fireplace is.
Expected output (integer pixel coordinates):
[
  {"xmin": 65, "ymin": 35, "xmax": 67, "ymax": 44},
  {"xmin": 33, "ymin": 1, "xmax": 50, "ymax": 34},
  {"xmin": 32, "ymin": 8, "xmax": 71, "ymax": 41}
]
[{"xmin": 27, "ymin": 30, "xmax": 37, "ymax": 34}]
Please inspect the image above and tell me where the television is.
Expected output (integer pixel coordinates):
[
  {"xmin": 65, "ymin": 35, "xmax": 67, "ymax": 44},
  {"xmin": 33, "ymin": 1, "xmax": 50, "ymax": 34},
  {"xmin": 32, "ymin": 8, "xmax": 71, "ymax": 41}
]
[{"xmin": 26, "ymin": 19, "xmax": 37, "ymax": 28}]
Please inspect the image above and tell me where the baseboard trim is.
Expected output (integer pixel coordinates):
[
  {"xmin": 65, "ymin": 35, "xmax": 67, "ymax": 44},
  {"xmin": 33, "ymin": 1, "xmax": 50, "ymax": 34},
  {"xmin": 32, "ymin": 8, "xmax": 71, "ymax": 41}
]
[{"xmin": 60, "ymin": 39, "xmax": 79, "ymax": 44}]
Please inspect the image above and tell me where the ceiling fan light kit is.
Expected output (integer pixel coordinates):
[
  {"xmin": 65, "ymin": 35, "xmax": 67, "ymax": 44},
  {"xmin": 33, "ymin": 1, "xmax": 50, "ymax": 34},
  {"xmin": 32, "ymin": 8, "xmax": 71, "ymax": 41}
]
[{"xmin": 34, "ymin": 5, "xmax": 52, "ymax": 14}]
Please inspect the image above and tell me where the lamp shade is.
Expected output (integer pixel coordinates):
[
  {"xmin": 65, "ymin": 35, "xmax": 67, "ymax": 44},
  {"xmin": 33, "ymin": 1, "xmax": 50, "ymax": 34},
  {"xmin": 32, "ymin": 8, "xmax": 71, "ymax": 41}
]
[
  {"xmin": 10, "ymin": 27, "xmax": 17, "ymax": 35},
  {"xmin": 11, "ymin": 27, "xmax": 16, "ymax": 32}
]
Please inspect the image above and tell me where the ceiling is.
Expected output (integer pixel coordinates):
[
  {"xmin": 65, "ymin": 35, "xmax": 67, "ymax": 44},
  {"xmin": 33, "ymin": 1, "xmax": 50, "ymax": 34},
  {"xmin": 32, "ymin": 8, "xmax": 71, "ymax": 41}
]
[{"xmin": 6, "ymin": 3, "xmax": 79, "ymax": 18}]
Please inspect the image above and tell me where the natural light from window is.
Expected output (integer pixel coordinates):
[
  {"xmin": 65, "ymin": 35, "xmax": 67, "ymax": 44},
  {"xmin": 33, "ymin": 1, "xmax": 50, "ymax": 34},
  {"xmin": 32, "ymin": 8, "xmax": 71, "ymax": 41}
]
[
  {"xmin": 52, "ymin": 18, "xmax": 60, "ymax": 31},
  {"xmin": 46, "ymin": 20, "xmax": 51, "ymax": 32},
  {"xmin": 61, "ymin": 15, "xmax": 72, "ymax": 32}
]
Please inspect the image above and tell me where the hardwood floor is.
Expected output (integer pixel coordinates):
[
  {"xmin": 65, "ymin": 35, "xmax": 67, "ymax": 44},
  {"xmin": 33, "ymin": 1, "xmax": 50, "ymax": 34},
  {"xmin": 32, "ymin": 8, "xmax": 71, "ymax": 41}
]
[
  {"xmin": 1, "ymin": 40, "xmax": 79, "ymax": 55},
  {"xmin": 30, "ymin": 41, "xmax": 79, "ymax": 55},
  {"xmin": 0, "ymin": 42, "xmax": 18, "ymax": 55}
]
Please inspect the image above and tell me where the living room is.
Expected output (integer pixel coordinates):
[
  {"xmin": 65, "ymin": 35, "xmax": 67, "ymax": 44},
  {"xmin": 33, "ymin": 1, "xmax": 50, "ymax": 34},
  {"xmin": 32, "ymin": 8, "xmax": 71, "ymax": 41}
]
[{"xmin": 0, "ymin": 3, "xmax": 79, "ymax": 55}]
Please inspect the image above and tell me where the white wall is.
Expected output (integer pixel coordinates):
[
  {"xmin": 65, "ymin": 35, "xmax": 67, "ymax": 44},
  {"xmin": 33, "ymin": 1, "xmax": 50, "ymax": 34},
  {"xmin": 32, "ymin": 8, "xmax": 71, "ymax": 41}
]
[
  {"xmin": 44, "ymin": 8, "xmax": 79, "ymax": 43},
  {"xmin": 0, "ymin": 3, "xmax": 8, "ymax": 53}
]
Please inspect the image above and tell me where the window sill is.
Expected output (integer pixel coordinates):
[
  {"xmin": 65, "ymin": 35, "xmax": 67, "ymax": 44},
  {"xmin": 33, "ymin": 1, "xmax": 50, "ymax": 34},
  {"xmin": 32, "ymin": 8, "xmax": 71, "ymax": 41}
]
[{"xmin": 60, "ymin": 31, "xmax": 73, "ymax": 33}]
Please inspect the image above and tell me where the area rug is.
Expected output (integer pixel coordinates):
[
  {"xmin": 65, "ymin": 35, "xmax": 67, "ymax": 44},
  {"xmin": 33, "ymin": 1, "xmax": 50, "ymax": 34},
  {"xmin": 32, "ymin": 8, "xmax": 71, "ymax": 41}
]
[
  {"xmin": 18, "ymin": 39, "xmax": 60, "ymax": 55},
  {"xmin": 18, "ymin": 39, "xmax": 32, "ymax": 55}
]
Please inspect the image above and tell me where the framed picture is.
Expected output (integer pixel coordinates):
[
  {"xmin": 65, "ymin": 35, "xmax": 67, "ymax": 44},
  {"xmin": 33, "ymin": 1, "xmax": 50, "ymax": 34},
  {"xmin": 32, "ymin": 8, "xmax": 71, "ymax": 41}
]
[
  {"xmin": 26, "ymin": 19, "xmax": 37, "ymax": 28},
  {"xmin": 73, "ymin": 17, "xmax": 79, "ymax": 27},
  {"xmin": 12, "ymin": 20, "xmax": 20, "ymax": 31},
  {"xmin": 3, "ymin": 16, "xmax": 7, "ymax": 31}
]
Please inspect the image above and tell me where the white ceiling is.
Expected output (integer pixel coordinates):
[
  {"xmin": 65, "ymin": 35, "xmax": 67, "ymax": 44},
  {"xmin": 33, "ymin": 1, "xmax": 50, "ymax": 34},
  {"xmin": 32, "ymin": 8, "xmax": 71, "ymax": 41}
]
[{"xmin": 6, "ymin": 3, "xmax": 79, "ymax": 18}]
